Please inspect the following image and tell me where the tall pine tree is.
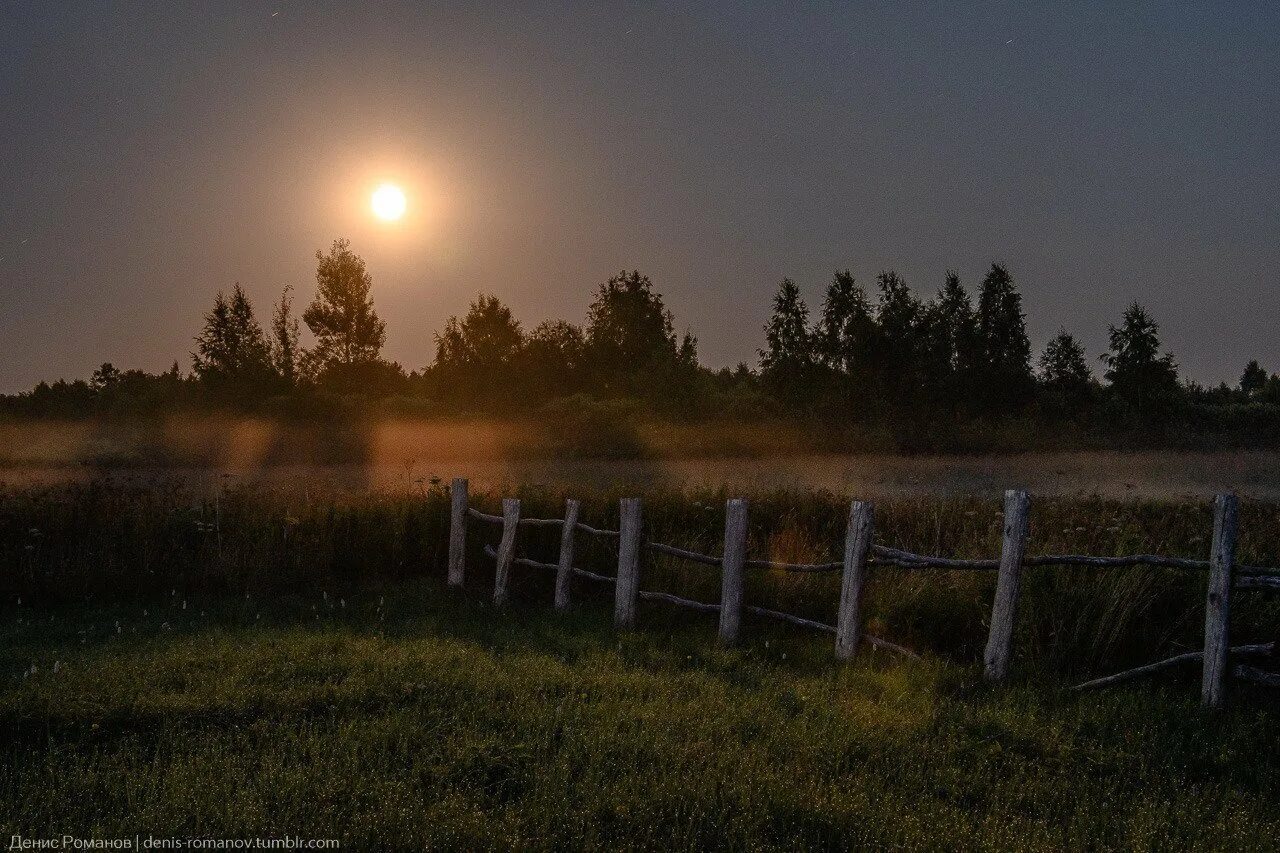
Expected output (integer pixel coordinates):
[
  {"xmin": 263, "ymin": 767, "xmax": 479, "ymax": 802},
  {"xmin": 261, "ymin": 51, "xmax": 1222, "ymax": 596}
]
[
  {"xmin": 1101, "ymin": 302, "xmax": 1179, "ymax": 408},
  {"xmin": 302, "ymin": 238, "xmax": 386, "ymax": 375},
  {"xmin": 872, "ymin": 271, "xmax": 922, "ymax": 399},
  {"xmin": 270, "ymin": 285, "xmax": 301, "ymax": 386},
  {"xmin": 191, "ymin": 283, "xmax": 273, "ymax": 393},
  {"xmin": 1039, "ymin": 329, "xmax": 1091, "ymax": 405},
  {"xmin": 816, "ymin": 270, "xmax": 875, "ymax": 380},
  {"xmin": 974, "ymin": 263, "xmax": 1033, "ymax": 411},
  {"xmin": 759, "ymin": 278, "xmax": 816, "ymax": 393},
  {"xmin": 584, "ymin": 270, "xmax": 694, "ymax": 395}
]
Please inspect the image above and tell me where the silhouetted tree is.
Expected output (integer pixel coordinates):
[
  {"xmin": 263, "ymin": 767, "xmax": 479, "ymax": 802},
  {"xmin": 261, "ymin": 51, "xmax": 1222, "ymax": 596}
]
[
  {"xmin": 759, "ymin": 278, "xmax": 816, "ymax": 395},
  {"xmin": 303, "ymin": 239, "xmax": 386, "ymax": 376},
  {"xmin": 270, "ymin": 285, "xmax": 301, "ymax": 386},
  {"xmin": 914, "ymin": 301, "xmax": 952, "ymax": 402},
  {"xmin": 816, "ymin": 270, "xmax": 875, "ymax": 380},
  {"xmin": 434, "ymin": 294, "xmax": 524, "ymax": 380},
  {"xmin": 975, "ymin": 263, "xmax": 1033, "ymax": 410},
  {"xmin": 1039, "ymin": 330, "xmax": 1091, "ymax": 407},
  {"xmin": 871, "ymin": 271, "xmax": 921, "ymax": 397},
  {"xmin": 1260, "ymin": 375, "xmax": 1280, "ymax": 406},
  {"xmin": 584, "ymin": 270, "xmax": 695, "ymax": 395},
  {"xmin": 1240, "ymin": 360, "xmax": 1268, "ymax": 398},
  {"xmin": 191, "ymin": 283, "xmax": 273, "ymax": 393},
  {"xmin": 525, "ymin": 319, "xmax": 586, "ymax": 395},
  {"xmin": 677, "ymin": 331, "xmax": 699, "ymax": 373},
  {"xmin": 90, "ymin": 363, "xmax": 122, "ymax": 393},
  {"xmin": 936, "ymin": 272, "xmax": 981, "ymax": 376},
  {"xmin": 1101, "ymin": 302, "xmax": 1180, "ymax": 407}
]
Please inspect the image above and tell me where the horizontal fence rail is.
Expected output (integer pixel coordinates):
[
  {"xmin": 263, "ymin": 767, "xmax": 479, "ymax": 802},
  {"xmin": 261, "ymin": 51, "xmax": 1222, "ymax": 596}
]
[
  {"xmin": 1069, "ymin": 642, "xmax": 1276, "ymax": 692},
  {"xmin": 448, "ymin": 478, "xmax": 1280, "ymax": 708},
  {"xmin": 479, "ymin": 545, "xmax": 919, "ymax": 659}
]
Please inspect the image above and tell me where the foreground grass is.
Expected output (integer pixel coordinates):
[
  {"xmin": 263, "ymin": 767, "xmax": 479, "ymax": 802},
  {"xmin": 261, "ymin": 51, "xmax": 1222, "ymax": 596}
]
[{"xmin": 1, "ymin": 582, "xmax": 1277, "ymax": 850}]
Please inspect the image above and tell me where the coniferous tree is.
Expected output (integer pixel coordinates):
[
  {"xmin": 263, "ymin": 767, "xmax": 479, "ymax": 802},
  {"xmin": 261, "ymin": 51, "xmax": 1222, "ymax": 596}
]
[
  {"xmin": 871, "ymin": 271, "xmax": 921, "ymax": 396},
  {"xmin": 1240, "ymin": 360, "xmax": 1267, "ymax": 398},
  {"xmin": 677, "ymin": 331, "xmax": 699, "ymax": 372},
  {"xmin": 1039, "ymin": 329, "xmax": 1092, "ymax": 407},
  {"xmin": 302, "ymin": 239, "xmax": 386, "ymax": 376},
  {"xmin": 759, "ymin": 278, "xmax": 815, "ymax": 391},
  {"xmin": 816, "ymin": 270, "xmax": 875, "ymax": 378},
  {"xmin": 918, "ymin": 271, "xmax": 979, "ymax": 408},
  {"xmin": 270, "ymin": 285, "xmax": 301, "ymax": 386},
  {"xmin": 191, "ymin": 283, "xmax": 273, "ymax": 392},
  {"xmin": 914, "ymin": 299, "xmax": 953, "ymax": 402},
  {"xmin": 1101, "ymin": 302, "xmax": 1180, "ymax": 407},
  {"xmin": 90, "ymin": 363, "xmax": 122, "ymax": 392},
  {"xmin": 584, "ymin": 270, "xmax": 693, "ymax": 395},
  {"xmin": 975, "ymin": 263, "xmax": 1033, "ymax": 410},
  {"xmin": 935, "ymin": 272, "xmax": 980, "ymax": 375}
]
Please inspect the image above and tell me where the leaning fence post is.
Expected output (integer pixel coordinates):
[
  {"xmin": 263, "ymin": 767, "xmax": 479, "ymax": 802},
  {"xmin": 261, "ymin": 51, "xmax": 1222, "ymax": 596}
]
[
  {"xmin": 835, "ymin": 500, "xmax": 875, "ymax": 661},
  {"xmin": 492, "ymin": 498, "xmax": 521, "ymax": 606},
  {"xmin": 1202, "ymin": 492, "xmax": 1238, "ymax": 709},
  {"xmin": 448, "ymin": 478, "xmax": 468, "ymax": 587},
  {"xmin": 554, "ymin": 498, "xmax": 580, "ymax": 611},
  {"xmin": 718, "ymin": 498, "xmax": 749, "ymax": 645},
  {"xmin": 614, "ymin": 497, "xmax": 643, "ymax": 630},
  {"xmin": 983, "ymin": 489, "xmax": 1030, "ymax": 683}
]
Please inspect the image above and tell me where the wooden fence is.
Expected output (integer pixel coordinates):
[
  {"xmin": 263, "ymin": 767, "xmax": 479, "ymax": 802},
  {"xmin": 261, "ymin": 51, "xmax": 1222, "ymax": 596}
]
[{"xmin": 446, "ymin": 479, "xmax": 1280, "ymax": 708}]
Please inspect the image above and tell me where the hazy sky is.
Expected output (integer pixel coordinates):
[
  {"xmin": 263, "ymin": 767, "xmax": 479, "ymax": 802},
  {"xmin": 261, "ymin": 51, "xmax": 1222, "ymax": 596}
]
[{"xmin": 3, "ymin": 2, "xmax": 1278, "ymax": 393}]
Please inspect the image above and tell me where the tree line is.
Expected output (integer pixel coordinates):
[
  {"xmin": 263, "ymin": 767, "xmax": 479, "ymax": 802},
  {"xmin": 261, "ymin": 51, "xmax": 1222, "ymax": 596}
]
[{"xmin": 7, "ymin": 238, "xmax": 1280, "ymax": 450}]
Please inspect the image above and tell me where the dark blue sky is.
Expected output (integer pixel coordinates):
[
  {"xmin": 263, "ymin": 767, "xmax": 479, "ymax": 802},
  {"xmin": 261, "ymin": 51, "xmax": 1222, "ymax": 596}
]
[{"xmin": 3, "ymin": 2, "xmax": 1278, "ymax": 392}]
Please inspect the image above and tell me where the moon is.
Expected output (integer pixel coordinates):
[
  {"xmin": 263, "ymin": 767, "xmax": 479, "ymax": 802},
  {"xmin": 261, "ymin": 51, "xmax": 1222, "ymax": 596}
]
[{"xmin": 371, "ymin": 183, "xmax": 407, "ymax": 221}]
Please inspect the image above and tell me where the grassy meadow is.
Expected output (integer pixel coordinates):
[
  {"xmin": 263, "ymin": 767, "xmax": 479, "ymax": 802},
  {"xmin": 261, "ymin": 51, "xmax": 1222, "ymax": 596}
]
[{"xmin": 2, "ymin": 478, "xmax": 1279, "ymax": 848}]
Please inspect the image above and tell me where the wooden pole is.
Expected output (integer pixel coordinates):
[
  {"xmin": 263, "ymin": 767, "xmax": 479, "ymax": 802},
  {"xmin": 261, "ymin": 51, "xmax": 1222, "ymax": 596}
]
[
  {"xmin": 1202, "ymin": 492, "xmax": 1238, "ymax": 709},
  {"xmin": 554, "ymin": 498, "xmax": 580, "ymax": 611},
  {"xmin": 492, "ymin": 498, "xmax": 521, "ymax": 606},
  {"xmin": 835, "ymin": 500, "xmax": 874, "ymax": 661},
  {"xmin": 614, "ymin": 498, "xmax": 643, "ymax": 630},
  {"xmin": 718, "ymin": 498, "xmax": 749, "ymax": 645},
  {"xmin": 447, "ymin": 477, "xmax": 468, "ymax": 587},
  {"xmin": 983, "ymin": 489, "xmax": 1030, "ymax": 682}
]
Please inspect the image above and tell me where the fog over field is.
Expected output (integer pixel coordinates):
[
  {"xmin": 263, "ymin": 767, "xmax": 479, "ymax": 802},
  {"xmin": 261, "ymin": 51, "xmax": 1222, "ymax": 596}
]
[{"xmin": 4, "ymin": 416, "xmax": 1279, "ymax": 500}]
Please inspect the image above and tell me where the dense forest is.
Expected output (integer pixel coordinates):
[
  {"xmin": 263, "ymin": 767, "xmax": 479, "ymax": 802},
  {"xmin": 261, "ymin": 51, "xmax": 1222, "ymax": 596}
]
[{"xmin": 6, "ymin": 238, "xmax": 1280, "ymax": 452}]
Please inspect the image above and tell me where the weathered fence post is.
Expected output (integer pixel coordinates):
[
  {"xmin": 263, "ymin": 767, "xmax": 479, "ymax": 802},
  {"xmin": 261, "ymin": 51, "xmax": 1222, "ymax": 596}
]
[
  {"xmin": 835, "ymin": 500, "xmax": 875, "ymax": 661},
  {"xmin": 718, "ymin": 498, "xmax": 749, "ymax": 645},
  {"xmin": 614, "ymin": 498, "xmax": 643, "ymax": 630},
  {"xmin": 1202, "ymin": 492, "xmax": 1238, "ymax": 709},
  {"xmin": 554, "ymin": 498, "xmax": 580, "ymax": 611},
  {"xmin": 447, "ymin": 477, "xmax": 468, "ymax": 587},
  {"xmin": 492, "ymin": 498, "xmax": 521, "ymax": 606},
  {"xmin": 983, "ymin": 489, "xmax": 1030, "ymax": 682}
]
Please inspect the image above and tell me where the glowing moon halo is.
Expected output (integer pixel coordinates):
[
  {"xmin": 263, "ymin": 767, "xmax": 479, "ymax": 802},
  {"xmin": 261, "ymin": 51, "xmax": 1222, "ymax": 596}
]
[{"xmin": 371, "ymin": 183, "xmax": 407, "ymax": 221}]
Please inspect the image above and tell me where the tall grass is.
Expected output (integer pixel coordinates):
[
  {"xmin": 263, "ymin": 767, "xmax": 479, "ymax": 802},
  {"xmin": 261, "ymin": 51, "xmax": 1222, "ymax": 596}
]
[{"xmin": 1, "ymin": 479, "xmax": 1277, "ymax": 680}]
